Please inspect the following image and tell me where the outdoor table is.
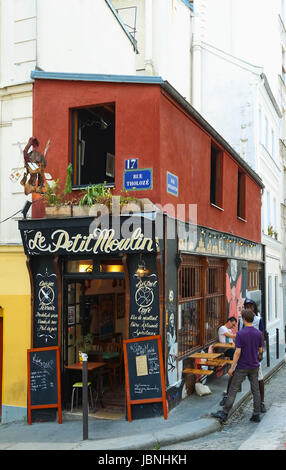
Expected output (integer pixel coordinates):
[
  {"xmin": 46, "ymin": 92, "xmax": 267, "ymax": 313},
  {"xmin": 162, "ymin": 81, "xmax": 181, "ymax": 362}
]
[
  {"xmin": 213, "ymin": 342, "xmax": 235, "ymax": 349},
  {"xmin": 65, "ymin": 361, "xmax": 106, "ymax": 408},
  {"xmin": 188, "ymin": 352, "xmax": 223, "ymax": 359}
]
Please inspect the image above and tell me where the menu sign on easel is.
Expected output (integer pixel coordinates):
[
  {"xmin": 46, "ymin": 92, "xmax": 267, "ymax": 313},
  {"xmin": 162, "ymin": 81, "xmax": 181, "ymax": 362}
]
[
  {"xmin": 128, "ymin": 255, "xmax": 160, "ymax": 338},
  {"xmin": 32, "ymin": 259, "xmax": 59, "ymax": 348},
  {"xmin": 123, "ymin": 336, "xmax": 167, "ymax": 422},
  {"xmin": 27, "ymin": 347, "xmax": 62, "ymax": 424}
]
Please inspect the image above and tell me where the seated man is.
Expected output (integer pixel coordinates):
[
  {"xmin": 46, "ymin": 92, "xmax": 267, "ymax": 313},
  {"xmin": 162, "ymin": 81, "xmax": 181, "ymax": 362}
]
[{"xmin": 218, "ymin": 316, "xmax": 237, "ymax": 360}]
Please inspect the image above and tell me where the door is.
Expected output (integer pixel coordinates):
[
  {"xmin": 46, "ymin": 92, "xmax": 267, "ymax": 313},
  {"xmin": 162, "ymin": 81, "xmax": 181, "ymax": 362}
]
[
  {"xmin": 0, "ymin": 317, "xmax": 3, "ymax": 418},
  {"xmin": 62, "ymin": 280, "xmax": 85, "ymax": 407}
]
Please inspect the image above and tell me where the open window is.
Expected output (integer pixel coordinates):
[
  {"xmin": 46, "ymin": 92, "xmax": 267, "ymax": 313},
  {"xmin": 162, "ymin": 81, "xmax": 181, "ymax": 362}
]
[
  {"xmin": 71, "ymin": 103, "xmax": 115, "ymax": 187},
  {"xmin": 210, "ymin": 143, "xmax": 223, "ymax": 208},
  {"xmin": 237, "ymin": 169, "xmax": 246, "ymax": 219}
]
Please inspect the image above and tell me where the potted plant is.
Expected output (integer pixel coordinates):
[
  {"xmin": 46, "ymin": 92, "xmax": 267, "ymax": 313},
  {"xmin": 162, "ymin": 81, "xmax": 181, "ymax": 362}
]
[
  {"xmin": 43, "ymin": 179, "xmax": 71, "ymax": 217},
  {"xmin": 73, "ymin": 183, "xmax": 113, "ymax": 216},
  {"xmin": 44, "ymin": 164, "xmax": 74, "ymax": 217}
]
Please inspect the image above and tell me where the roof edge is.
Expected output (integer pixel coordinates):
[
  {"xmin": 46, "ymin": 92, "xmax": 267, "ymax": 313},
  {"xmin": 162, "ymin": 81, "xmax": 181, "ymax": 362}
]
[{"xmin": 30, "ymin": 70, "xmax": 264, "ymax": 190}]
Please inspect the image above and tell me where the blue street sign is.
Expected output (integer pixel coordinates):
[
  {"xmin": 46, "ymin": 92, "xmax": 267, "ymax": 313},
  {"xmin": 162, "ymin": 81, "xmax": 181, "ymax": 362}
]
[
  {"xmin": 125, "ymin": 158, "xmax": 138, "ymax": 170},
  {"xmin": 167, "ymin": 171, "xmax": 179, "ymax": 196},
  {"xmin": 123, "ymin": 169, "xmax": 153, "ymax": 191}
]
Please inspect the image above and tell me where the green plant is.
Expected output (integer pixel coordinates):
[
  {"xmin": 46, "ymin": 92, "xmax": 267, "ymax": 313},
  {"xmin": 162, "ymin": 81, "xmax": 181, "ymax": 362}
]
[
  {"xmin": 267, "ymin": 224, "xmax": 274, "ymax": 236},
  {"xmin": 79, "ymin": 183, "xmax": 112, "ymax": 207},
  {"xmin": 43, "ymin": 179, "xmax": 61, "ymax": 206},
  {"xmin": 76, "ymin": 334, "xmax": 93, "ymax": 353},
  {"xmin": 63, "ymin": 163, "xmax": 73, "ymax": 196}
]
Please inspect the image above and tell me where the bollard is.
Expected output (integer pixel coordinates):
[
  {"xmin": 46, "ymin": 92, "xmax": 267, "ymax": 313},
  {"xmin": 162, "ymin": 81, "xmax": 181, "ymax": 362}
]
[
  {"xmin": 265, "ymin": 331, "xmax": 270, "ymax": 367},
  {"xmin": 276, "ymin": 328, "xmax": 279, "ymax": 359},
  {"xmin": 82, "ymin": 353, "xmax": 88, "ymax": 441}
]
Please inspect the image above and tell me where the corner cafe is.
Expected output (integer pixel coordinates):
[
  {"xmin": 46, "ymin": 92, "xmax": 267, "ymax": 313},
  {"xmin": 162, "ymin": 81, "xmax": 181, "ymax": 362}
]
[
  {"xmin": 19, "ymin": 212, "xmax": 166, "ymax": 421},
  {"xmin": 18, "ymin": 209, "xmax": 264, "ymax": 422}
]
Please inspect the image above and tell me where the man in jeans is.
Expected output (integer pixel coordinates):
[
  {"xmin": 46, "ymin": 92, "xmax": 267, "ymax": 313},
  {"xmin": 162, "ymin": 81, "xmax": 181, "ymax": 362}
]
[{"xmin": 212, "ymin": 309, "xmax": 263, "ymax": 423}]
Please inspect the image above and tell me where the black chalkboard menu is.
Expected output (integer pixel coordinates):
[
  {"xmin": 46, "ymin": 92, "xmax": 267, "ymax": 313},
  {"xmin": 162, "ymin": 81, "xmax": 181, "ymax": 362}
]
[
  {"xmin": 123, "ymin": 335, "xmax": 167, "ymax": 422},
  {"xmin": 30, "ymin": 256, "xmax": 59, "ymax": 348},
  {"xmin": 127, "ymin": 254, "xmax": 160, "ymax": 339},
  {"xmin": 27, "ymin": 347, "xmax": 62, "ymax": 424}
]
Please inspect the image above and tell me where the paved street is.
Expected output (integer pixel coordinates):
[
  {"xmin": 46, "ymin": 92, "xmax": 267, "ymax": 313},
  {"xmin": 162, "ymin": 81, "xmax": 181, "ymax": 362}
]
[{"xmin": 160, "ymin": 363, "xmax": 286, "ymax": 451}]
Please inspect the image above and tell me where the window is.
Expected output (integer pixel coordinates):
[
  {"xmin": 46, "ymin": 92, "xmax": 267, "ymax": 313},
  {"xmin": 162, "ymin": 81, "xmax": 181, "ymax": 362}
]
[
  {"xmin": 178, "ymin": 256, "xmax": 203, "ymax": 357},
  {"xmin": 205, "ymin": 258, "xmax": 225, "ymax": 343},
  {"xmin": 248, "ymin": 263, "xmax": 259, "ymax": 291},
  {"xmin": 271, "ymin": 129, "xmax": 275, "ymax": 159},
  {"xmin": 259, "ymin": 108, "xmax": 262, "ymax": 143},
  {"xmin": 178, "ymin": 256, "xmax": 225, "ymax": 357},
  {"xmin": 237, "ymin": 169, "xmax": 246, "ymax": 219},
  {"xmin": 273, "ymin": 197, "xmax": 277, "ymax": 232},
  {"xmin": 71, "ymin": 103, "xmax": 115, "ymax": 187},
  {"xmin": 265, "ymin": 117, "xmax": 269, "ymax": 150},
  {"xmin": 275, "ymin": 275, "xmax": 279, "ymax": 319},
  {"xmin": 268, "ymin": 275, "xmax": 272, "ymax": 322},
  {"xmin": 267, "ymin": 192, "xmax": 271, "ymax": 227},
  {"xmin": 210, "ymin": 144, "xmax": 222, "ymax": 207}
]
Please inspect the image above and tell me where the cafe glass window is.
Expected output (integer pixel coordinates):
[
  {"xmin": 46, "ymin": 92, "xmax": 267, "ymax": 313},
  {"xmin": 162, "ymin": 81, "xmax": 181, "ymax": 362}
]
[
  {"xmin": 71, "ymin": 103, "xmax": 115, "ymax": 187},
  {"xmin": 178, "ymin": 256, "xmax": 203, "ymax": 357},
  {"xmin": 205, "ymin": 258, "xmax": 225, "ymax": 343},
  {"xmin": 210, "ymin": 143, "xmax": 223, "ymax": 208}
]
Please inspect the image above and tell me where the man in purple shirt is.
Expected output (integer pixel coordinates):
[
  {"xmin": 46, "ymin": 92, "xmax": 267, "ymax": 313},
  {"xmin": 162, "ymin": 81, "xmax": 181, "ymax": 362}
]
[{"xmin": 212, "ymin": 309, "xmax": 263, "ymax": 423}]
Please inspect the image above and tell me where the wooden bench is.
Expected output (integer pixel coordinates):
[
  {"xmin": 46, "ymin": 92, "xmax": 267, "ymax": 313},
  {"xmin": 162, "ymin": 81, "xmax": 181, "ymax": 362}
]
[
  {"xmin": 197, "ymin": 359, "xmax": 233, "ymax": 367},
  {"xmin": 183, "ymin": 368, "xmax": 214, "ymax": 376}
]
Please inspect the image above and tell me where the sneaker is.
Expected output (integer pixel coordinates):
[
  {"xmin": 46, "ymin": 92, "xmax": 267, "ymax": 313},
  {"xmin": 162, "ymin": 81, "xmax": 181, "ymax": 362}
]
[
  {"xmin": 260, "ymin": 403, "xmax": 267, "ymax": 413},
  {"xmin": 249, "ymin": 414, "xmax": 261, "ymax": 423},
  {"xmin": 219, "ymin": 395, "xmax": 228, "ymax": 406},
  {"xmin": 211, "ymin": 410, "xmax": 228, "ymax": 423}
]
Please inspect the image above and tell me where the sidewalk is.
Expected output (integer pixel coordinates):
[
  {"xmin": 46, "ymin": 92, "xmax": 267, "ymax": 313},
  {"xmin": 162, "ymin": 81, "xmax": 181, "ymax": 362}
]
[{"xmin": 0, "ymin": 343, "xmax": 285, "ymax": 451}]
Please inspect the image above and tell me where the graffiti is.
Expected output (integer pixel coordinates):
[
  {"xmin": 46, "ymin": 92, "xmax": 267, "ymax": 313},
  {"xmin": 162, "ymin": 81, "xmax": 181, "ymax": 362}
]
[
  {"xmin": 226, "ymin": 260, "xmax": 244, "ymax": 324},
  {"xmin": 166, "ymin": 309, "xmax": 179, "ymax": 388}
]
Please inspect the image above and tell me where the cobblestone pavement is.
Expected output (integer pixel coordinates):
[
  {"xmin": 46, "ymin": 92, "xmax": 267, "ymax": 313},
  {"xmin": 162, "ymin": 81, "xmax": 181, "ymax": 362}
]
[{"xmin": 160, "ymin": 363, "xmax": 286, "ymax": 451}]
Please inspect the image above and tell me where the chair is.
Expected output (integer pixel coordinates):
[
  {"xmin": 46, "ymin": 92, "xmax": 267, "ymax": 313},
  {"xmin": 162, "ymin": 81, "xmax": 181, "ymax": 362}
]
[
  {"xmin": 103, "ymin": 343, "xmax": 124, "ymax": 389},
  {"xmin": 71, "ymin": 382, "xmax": 97, "ymax": 412}
]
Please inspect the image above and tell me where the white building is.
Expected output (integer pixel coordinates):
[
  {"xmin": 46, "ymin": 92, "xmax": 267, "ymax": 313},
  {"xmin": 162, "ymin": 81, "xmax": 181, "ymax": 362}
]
[{"xmin": 192, "ymin": 0, "xmax": 285, "ymax": 340}]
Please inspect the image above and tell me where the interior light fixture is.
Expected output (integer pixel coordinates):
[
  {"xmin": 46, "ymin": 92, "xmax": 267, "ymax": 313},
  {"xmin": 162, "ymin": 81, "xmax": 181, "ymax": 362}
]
[{"xmin": 136, "ymin": 255, "xmax": 150, "ymax": 278}]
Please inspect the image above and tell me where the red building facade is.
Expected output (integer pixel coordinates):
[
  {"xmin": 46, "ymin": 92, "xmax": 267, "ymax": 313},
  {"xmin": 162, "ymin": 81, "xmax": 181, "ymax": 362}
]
[{"xmin": 19, "ymin": 72, "xmax": 264, "ymax": 420}]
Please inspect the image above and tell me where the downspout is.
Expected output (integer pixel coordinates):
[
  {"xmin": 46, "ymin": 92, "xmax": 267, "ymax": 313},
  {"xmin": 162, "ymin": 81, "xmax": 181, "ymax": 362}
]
[{"xmin": 145, "ymin": 0, "xmax": 154, "ymax": 75}]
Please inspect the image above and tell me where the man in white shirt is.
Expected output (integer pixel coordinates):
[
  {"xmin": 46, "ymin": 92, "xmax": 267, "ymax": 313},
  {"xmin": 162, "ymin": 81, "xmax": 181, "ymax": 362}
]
[{"xmin": 218, "ymin": 317, "xmax": 237, "ymax": 351}]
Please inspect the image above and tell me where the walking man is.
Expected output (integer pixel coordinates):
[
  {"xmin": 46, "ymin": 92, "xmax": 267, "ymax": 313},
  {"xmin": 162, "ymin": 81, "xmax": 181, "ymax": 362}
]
[
  {"xmin": 239, "ymin": 298, "xmax": 266, "ymax": 413},
  {"xmin": 212, "ymin": 308, "xmax": 263, "ymax": 423}
]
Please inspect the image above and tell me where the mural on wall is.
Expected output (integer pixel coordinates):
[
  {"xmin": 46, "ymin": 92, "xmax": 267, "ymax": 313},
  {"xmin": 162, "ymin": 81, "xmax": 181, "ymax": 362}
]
[
  {"xmin": 166, "ymin": 304, "xmax": 178, "ymax": 388},
  {"xmin": 226, "ymin": 259, "xmax": 246, "ymax": 322}
]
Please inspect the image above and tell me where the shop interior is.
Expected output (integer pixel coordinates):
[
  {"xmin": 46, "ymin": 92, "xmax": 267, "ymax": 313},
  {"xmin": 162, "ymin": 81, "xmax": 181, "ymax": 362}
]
[{"xmin": 63, "ymin": 258, "xmax": 127, "ymax": 419}]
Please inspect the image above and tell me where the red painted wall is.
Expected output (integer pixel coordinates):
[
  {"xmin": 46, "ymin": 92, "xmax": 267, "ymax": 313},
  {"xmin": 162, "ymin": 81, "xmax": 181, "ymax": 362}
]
[{"xmin": 32, "ymin": 79, "xmax": 261, "ymax": 242}]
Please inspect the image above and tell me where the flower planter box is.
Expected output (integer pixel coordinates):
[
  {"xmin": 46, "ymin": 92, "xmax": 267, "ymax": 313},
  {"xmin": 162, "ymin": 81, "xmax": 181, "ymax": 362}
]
[{"xmin": 45, "ymin": 205, "xmax": 72, "ymax": 218}]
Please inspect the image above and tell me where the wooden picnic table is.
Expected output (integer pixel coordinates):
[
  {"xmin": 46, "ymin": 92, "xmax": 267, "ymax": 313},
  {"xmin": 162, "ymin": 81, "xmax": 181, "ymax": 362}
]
[
  {"xmin": 188, "ymin": 352, "xmax": 223, "ymax": 359},
  {"xmin": 213, "ymin": 342, "xmax": 235, "ymax": 349}
]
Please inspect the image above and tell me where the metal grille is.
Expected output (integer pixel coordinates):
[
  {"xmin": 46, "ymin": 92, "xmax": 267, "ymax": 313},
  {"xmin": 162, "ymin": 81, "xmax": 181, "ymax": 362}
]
[
  {"xmin": 178, "ymin": 256, "xmax": 203, "ymax": 357},
  {"xmin": 205, "ymin": 259, "xmax": 224, "ymax": 343}
]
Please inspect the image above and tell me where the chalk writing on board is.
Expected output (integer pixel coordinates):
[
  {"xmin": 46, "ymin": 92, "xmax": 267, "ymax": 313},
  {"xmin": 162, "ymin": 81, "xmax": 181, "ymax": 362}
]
[
  {"xmin": 35, "ymin": 269, "xmax": 58, "ymax": 344},
  {"xmin": 134, "ymin": 383, "xmax": 160, "ymax": 395}
]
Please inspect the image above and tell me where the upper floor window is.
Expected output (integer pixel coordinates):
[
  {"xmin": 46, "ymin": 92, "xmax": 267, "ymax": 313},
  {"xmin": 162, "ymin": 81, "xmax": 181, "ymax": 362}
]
[
  {"xmin": 71, "ymin": 103, "xmax": 115, "ymax": 187},
  {"xmin": 237, "ymin": 169, "xmax": 246, "ymax": 219},
  {"xmin": 265, "ymin": 116, "xmax": 269, "ymax": 150},
  {"xmin": 210, "ymin": 143, "xmax": 223, "ymax": 208}
]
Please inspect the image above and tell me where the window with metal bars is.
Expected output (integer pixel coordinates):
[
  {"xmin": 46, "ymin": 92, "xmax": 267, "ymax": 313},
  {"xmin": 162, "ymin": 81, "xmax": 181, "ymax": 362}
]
[
  {"xmin": 178, "ymin": 255, "xmax": 225, "ymax": 357},
  {"xmin": 205, "ymin": 259, "xmax": 225, "ymax": 343},
  {"xmin": 178, "ymin": 256, "xmax": 203, "ymax": 357}
]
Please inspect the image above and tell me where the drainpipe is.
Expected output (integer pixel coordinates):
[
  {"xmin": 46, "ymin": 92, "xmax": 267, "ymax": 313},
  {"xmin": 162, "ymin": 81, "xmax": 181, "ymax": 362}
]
[{"xmin": 145, "ymin": 0, "xmax": 154, "ymax": 75}]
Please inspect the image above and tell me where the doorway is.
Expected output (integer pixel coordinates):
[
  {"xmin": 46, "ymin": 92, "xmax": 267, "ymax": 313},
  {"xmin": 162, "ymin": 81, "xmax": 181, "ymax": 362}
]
[{"xmin": 62, "ymin": 272, "xmax": 126, "ymax": 419}]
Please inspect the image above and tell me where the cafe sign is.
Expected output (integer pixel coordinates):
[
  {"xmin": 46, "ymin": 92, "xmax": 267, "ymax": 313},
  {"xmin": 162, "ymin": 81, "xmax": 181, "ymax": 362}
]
[{"xmin": 22, "ymin": 227, "xmax": 157, "ymax": 256}]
